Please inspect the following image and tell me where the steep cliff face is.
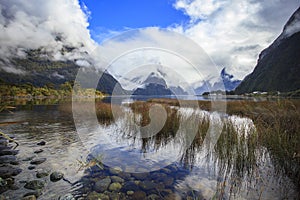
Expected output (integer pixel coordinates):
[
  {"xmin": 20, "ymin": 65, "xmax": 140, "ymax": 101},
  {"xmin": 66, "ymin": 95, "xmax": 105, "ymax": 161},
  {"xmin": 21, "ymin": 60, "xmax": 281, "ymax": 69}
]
[{"xmin": 235, "ymin": 7, "xmax": 300, "ymax": 94}]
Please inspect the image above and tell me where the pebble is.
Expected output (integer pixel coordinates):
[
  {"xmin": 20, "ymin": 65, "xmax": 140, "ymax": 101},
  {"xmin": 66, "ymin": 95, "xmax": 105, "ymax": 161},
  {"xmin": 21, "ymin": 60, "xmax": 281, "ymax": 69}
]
[
  {"xmin": 50, "ymin": 172, "xmax": 64, "ymax": 182},
  {"xmin": 140, "ymin": 180, "xmax": 157, "ymax": 191},
  {"xmin": 0, "ymin": 165, "xmax": 22, "ymax": 178},
  {"xmin": 30, "ymin": 158, "xmax": 47, "ymax": 165},
  {"xmin": 36, "ymin": 170, "xmax": 50, "ymax": 178},
  {"xmin": 131, "ymin": 172, "xmax": 149, "ymax": 180},
  {"xmin": 108, "ymin": 182, "xmax": 122, "ymax": 191},
  {"xmin": 34, "ymin": 149, "xmax": 43, "ymax": 154},
  {"xmin": 109, "ymin": 167, "xmax": 122, "ymax": 175},
  {"xmin": 111, "ymin": 175, "xmax": 124, "ymax": 183},
  {"xmin": 93, "ymin": 177, "xmax": 111, "ymax": 193},
  {"xmin": 24, "ymin": 180, "xmax": 45, "ymax": 190},
  {"xmin": 37, "ymin": 141, "xmax": 46, "ymax": 146},
  {"xmin": 28, "ymin": 166, "xmax": 36, "ymax": 170},
  {"xmin": 121, "ymin": 181, "xmax": 140, "ymax": 192}
]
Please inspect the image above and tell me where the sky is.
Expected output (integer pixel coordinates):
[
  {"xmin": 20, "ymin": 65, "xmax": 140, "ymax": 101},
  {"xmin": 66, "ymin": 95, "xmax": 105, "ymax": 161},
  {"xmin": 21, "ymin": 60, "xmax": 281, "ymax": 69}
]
[{"xmin": 0, "ymin": 0, "xmax": 299, "ymax": 85}]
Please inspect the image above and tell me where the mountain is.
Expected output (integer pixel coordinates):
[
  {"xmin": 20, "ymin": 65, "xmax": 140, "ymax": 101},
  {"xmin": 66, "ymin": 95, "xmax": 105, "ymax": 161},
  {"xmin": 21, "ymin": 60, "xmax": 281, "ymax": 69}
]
[
  {"xmin": 235, "ymin": 7, "xmax": 300, "ymax": 94},
  {"xmin": 194, "ymin": 67, "xmax": 241, "ymax": 94},
  {"xmin": 132, "ymin": 72, "xmax": 187, "ymax": 96},
  {"xmin": 0, "ymin": 50, "xmax": 125, "ymax": 95}
]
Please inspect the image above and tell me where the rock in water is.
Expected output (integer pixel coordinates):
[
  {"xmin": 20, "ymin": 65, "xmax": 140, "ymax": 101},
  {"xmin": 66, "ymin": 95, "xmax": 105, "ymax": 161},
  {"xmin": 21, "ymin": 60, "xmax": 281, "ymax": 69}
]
[
  {"xmin": 93, "ymin": 177, "xmax": 111, "ymax": 193},
  {"xmin": 36, "ymin": 170, "xmax": 50, "ymax": 178},
  {"xmin": 108, "ymin": 182, "xmax": 122, "ymax": 191},
  {"xmin": 37, "ymin": 141, "xmax": 46, "ymax": 146},
  {"xmin": 24, "ymin": 180, "xmax": 45, "ymax": 190},
  {"xmin": 50, "ymin": 172, "xmax": 64, "ymax": 182},
  {"xmin": 30, "ymin": 158, "xmax": 47, "ymax": 165}
]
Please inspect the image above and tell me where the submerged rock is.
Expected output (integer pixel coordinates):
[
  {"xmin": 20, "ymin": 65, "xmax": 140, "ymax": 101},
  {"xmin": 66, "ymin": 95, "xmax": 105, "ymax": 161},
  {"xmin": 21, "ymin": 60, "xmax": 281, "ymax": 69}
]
[
  {"xmin": 30, "ymin": 158, "xmax": 47, "ymax": 165},
  {"xmin": 93, "ymin": 177, "xmax": 111, "ymax": 193},
  {"xmin": 111, "ymin": 176, "xmax": 124, "ymax": 183},
  {"xmin": 109, "ymin": 167, "xmax": 122, "ymax": 175},
  {"xmin": 0, "ymin": 165, "xmax": 22, "ymax": 178},
  {"xmin": 37, "ymin": 141, "xmax": 46, "ymax": 146},
  {"xmin": 131, "ymin": 172, "xmax": 149, "ymax": 180},
  {"xmin": 34, "ymin": 149, "xmax": 43, "ymax": 154},
  {"xmin": 36, "ymin": 170, "xmax": 50, "ymax": 178},
  {"xmin": 28, "ymin": 166, "xmax": 36, "ymax": 170},
  {"xmin": 121, "ymin": 181, "xmax": 140, "ymax": 192},
  {"xmin": 87, "ymin": 191, "xmax": 109, "ymax": 200},
  {"xmin": 140, "ymin": 180, "xmax": 157, "ymax": 191},
  {"xmin": 108, "ymin": 182, "xmax": 122, "ymax": 191},
  {"xmin": 50, "ymin": 172, "xmax": 64, "ymax": 182},
  {"xmin": 24, "ymin": 180, "xmax": 45, "ymax": 190}
]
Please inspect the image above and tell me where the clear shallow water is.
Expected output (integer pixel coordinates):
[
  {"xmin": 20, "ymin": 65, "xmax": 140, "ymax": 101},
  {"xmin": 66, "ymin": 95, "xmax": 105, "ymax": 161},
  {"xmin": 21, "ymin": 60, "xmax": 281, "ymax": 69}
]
[{"xmin": 0, "ymin": 101, "xmax": 299, "ymax": 199}]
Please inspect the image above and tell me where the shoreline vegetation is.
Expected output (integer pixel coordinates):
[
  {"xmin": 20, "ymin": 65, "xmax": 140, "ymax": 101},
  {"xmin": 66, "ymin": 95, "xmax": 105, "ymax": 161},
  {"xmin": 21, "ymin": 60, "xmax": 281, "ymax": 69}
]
[
  {"xmin": 202, "ymin": 89, "xmax": 300, "ymax": 98},
  {"xmin": 0, "ymin": 81, "xmax": 106, "ymax": 102}
]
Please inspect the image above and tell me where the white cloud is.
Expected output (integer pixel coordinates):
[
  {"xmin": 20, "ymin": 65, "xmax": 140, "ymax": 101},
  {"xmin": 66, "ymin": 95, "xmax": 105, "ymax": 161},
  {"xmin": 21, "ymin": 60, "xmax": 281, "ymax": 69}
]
[
  {"xmin": 172, "ymin": 0, "xmax": 299, "ymax": 79},
  {"xmin": 93, "ymin": 27, "xmax": 221, "ymax": 91},
  {"xmin": 0, "ymin": 0, "xmax": 96, "ymax": 62}
]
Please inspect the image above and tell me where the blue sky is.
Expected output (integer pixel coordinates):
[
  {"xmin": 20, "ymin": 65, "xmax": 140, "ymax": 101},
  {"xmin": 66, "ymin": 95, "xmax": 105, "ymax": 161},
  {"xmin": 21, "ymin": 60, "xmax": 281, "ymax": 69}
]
[{"xmin": 79, "ymin": 0, "xmax": 190, "ymax": 41}]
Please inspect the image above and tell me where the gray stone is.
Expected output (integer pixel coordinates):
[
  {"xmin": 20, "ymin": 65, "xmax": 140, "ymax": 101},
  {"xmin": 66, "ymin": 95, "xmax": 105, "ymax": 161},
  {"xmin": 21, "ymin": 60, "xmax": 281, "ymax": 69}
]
[
  {"xmin": 111, "ymin": 176, "xmax": 124, "ymax": 183},
  {"xmin": 121, "ymin": 181, "xmax": 140, "ymax": 192},
  {"xmin": 93, "ymin": 177, "xmax": 111, "ymax": 193},
  {"xmin": 50, "ymin": 171, "xmax": 64, "ymax": 182},
  {"xmin": 36, "ymin": 170, "xmax": 49, "ymax": 178},
  {"xmin": 0, "ymin": 149, "xmax": 19, "ymax": 156},
  {"xmin": 140, "ymin": 180, "xmax": 157, "ymax": 191},
  {"xmin": 30, "ymin": 158, "xmax": 46, "ymax": 165},
  {"xmin": 28, "ymin": 166, "xmax": 35, "ymax": 170},
  {"xmin": 37, "ymin": 141, "xmax": 46, "ymax": 146},
  {"xmin": 0, "ymin": 165, "xmax": 22, "ymax": 178},
  {"xmin": 131, "ymin": 172, "xmax": 149, "ymax": 180},
  {"xmin": 109, "ymin": 167, "xmax": 122, "ymax": 175},
  {"xmin": 24, "ymin": 180, "xmax": 45, "ymax": 190},
  {"xmin": 0, "ymin": 155, "xmax": 16, "ymax": 164},
  {"xmin": 34, "ymin": 149, "xmax": 43, "ymax": 154}
]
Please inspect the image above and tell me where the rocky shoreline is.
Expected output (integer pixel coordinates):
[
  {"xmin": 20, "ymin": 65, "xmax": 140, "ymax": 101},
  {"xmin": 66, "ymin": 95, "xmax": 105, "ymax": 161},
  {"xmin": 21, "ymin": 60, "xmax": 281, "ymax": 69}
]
[{"xmin": 0, "ymin": 136, "xmax": 72, "ymax": 200}]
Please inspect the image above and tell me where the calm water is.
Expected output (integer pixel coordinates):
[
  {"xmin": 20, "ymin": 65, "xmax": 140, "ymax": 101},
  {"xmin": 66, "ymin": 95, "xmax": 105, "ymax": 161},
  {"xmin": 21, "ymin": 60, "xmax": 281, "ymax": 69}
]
[{"xmin": 0, "ymin": 99, "xmax": 299, "ymax": 199}]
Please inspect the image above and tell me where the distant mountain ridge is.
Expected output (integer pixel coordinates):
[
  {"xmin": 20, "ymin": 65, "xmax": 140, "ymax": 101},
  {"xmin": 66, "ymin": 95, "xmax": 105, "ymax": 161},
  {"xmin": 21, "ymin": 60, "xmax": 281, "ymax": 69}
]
[
  {"xmin": 235, "ymin": 7, "xmax": 300, "ymax": 94},
  {"xmin": 194, "ymin": 67, "xmax": 241, "ymax": 94},
  {"xmin": 132, "ymin": 72, "xmax": 187, "ymax": 96}
]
